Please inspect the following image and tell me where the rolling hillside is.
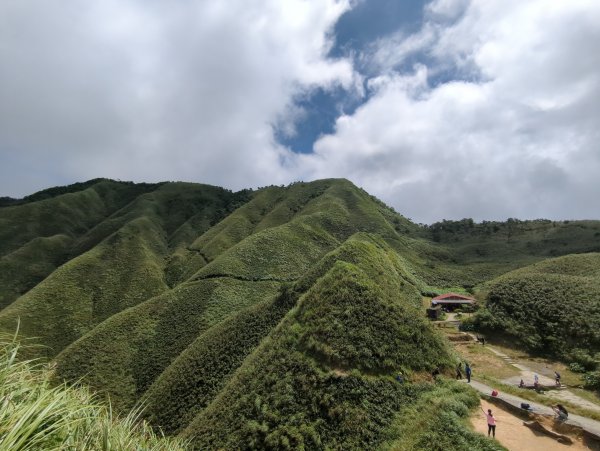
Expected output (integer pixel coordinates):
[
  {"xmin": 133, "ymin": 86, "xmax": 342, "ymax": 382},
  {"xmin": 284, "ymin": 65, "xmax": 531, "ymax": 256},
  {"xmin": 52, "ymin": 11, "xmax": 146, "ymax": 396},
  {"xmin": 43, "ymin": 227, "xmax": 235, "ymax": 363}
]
[
  {"xmin": 470, "ymin": 253, "xmax": 600, "ymax": 363},
  {"xmin": 1, "ymin": 177, "xmax": 599, "ymax": 449}
]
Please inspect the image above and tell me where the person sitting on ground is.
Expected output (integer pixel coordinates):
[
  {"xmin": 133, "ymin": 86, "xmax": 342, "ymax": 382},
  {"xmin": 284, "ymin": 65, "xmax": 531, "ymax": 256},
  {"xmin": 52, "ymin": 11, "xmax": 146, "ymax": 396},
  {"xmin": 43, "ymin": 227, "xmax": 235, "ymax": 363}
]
[{"xmin": 552, "ymin": 404, "xmax": 568, "ymax": 421}]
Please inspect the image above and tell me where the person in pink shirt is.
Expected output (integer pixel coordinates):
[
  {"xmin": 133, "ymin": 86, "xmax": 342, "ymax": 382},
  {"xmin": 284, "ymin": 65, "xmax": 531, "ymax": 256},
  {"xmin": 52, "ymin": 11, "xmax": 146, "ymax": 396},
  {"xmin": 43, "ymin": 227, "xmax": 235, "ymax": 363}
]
[{"xmin": 481, "ymin": 407, "xmax": 496, "ymax": 438}]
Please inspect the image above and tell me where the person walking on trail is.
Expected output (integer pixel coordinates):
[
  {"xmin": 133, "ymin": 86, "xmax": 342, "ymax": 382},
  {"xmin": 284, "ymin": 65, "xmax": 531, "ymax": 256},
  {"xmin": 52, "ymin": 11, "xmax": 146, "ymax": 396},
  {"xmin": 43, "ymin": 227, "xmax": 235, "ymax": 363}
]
[
  {"xmin": 534, "ymin": 373, "xmax": 539, "ymax": 388},
  {"xmin": 465, "ymin": 363, "xmax": 472, "ymax": 383},
  {"xmin": 456, "ymin": 362, "xmax": 463, "ymax": 380},
  {"xmin": 554, "ymin": 371, "xmax": 561, "ymax": 386},
  {"xmin": 481, "ymin": 407, "xmax": 496, "ymax": 438}
]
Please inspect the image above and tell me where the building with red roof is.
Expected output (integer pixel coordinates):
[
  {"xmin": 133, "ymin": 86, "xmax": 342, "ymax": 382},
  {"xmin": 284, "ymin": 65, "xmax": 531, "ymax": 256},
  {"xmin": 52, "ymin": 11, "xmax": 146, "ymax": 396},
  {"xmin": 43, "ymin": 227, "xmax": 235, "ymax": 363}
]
[{"xmin": 431, "ymin": 293, "xmax": 477, "ymax": 310}]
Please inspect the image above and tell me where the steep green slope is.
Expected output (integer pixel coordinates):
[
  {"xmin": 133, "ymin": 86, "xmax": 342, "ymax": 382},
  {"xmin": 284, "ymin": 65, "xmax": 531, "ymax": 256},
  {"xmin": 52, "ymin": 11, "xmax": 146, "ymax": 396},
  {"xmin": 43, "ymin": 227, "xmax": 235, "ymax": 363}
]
[
  {"xmin": 141, "ymin": 285, "xmax": 298, "ymax": 435},
  {"xmin": 0, "ymin": 217, "xmax": 169, "ymax": 356},
  {"xmin": 52, "ymin": 180, "xmax": 420, "ymax": 413},
  {"xmin": 471, "ymin": 253, "xmax": 600, "ymax": 362},
  {"xmin": 0, "ymin": 179, "xmax": 159, "ymax": 257},
  {"xmin": 0, "ymin": 181, "xmax": 251, "ymax": 356},
  {"xmin": 0, "ymin": 180, "xmax": 164, "ymax": 308},
  {"xmin": 141, "ymin": 234, "xmax": 425, "ymax": 435},
  {"xmin": 179, "ymin": 238, "xmax": 493, "ymax": 450},
  {"xmin": 54, "ymin": 277, "xmax": 281, "ymax": 409},
  {"xmin": 0, "ymin": 234, "xmax": 72, "ymax": 309}
]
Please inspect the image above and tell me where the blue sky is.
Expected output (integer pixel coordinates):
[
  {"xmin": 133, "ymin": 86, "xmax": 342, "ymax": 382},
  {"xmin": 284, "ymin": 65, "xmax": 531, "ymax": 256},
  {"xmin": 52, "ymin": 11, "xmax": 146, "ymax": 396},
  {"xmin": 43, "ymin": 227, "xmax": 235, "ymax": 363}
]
[
  {"xmin": 1, "ymin": 0, "xmax": 599, "ymax": 222},
  {"xmin": 279, "ymin": 0, "xmax": 426, "ymax": 154}
]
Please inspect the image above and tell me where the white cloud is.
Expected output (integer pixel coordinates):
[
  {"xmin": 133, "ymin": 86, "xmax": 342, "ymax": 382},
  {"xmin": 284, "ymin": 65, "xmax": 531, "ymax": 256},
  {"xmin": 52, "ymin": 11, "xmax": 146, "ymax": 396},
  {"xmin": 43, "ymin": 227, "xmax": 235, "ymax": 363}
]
[
  {"xmin": 296, "ymin": 0, "xmax": 600, "ymax": 222},
  {"xmin": 1, "ymin": 0, "xmax": 599, "ymax": 224},
  {"xmin": 0, "ymin": 0, "xmax": 355, "ymax": 195}
]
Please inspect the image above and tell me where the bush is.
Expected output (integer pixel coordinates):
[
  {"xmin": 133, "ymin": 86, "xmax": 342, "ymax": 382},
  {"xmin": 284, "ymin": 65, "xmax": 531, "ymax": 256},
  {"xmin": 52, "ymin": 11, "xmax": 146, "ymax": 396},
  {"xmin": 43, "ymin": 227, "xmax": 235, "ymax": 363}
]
[
  {"xmin": 569, "ymin": 362, "xmax": 587, "ymax": 373},
  {"xmin": 470, "ymin": 255, "xmax": 600, "ymax": 360},
  {"xmin": 583, "ymin": 371, "xmax": 600, "ymax": 390},
  {"xmin": 571, "ymin": 349, "xmax": 599, "ymax": 371}
]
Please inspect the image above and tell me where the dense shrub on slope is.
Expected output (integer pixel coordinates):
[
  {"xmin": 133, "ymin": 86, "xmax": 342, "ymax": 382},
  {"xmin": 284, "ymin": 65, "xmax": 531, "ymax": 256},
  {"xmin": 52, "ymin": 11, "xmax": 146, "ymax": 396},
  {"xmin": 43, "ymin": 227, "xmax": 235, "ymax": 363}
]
[
  {"xmin": 142, "ymin": 286, "xmax": 298, "ymax": 434},
  {"xmin": 192, "ymin": 220, "xmax": 340, "ymax": 281},
  {"xmin": 0, "ymin": 217, "xmax": 169, "ymax": 357},
  {"xmin": 70, "ymin": 182, "xmax": 247, "ymax": 273},
  {"xmin": 0, "ymin": 181, "xmax": 155, "ymax": 308},
  {"xmin": 190, "ymin": 179, "xmax": 413, "ymax": 274},
  {"xmin": 0, "ymin": 182, "xmax": 249, "ymax": 357},
  {"xmin": 54, "ymin": 278, "xmax": 280, "ymax": 409},
  {"xmin": 53, "ymin": 181, "xmax": 415, "ymax": 414},
  {"xmin": 188, "ymin": 181, "xmax": 334, "ymax": 261},
  {"xmin": 382, "ymin": 380, "xmax": 505, "ymax": 451},
  {"xmin": 296, "ymin": 262, "xmax": 448, "ymax": 373},
  {"xmin": 181, "ymin": 240, "xmax": 455, "ymax": 449},
  {"xmin": 143, "ymin": 235, "xmax": 423, "ymax": 435},
  {"xmin": 0, "ymin": 234, "xmax": 72, "ymax": 309},
  {"xmin": 472, "ymin": 253, "xmax": 600, "ymax": 361},
  {"xmin": 0, "ymin": 180, "xmax": 165, "ymax": 256}
]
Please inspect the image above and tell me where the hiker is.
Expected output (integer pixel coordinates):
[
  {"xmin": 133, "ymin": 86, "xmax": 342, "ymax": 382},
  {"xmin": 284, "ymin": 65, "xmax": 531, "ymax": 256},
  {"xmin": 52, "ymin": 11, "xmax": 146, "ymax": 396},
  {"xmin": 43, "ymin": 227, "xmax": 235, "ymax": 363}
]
[
  {"xmin": 519, "ymin": 379, "xmax": 525, "ymax": 388},
  {"xmin": 395, "ymin": 373, "xmax": 404, "ymax": 384},
  {"xmin": 481, "ymin": 407, "xmax": 496, "ymax": 438},
  {"xmin": 432, "ymin": 367, "xmax": 440, "ymax": 379},
  {"xmin": 554, "ymin": 371, "xmax": 561, "ymax": 386},
  {"xmin": 553, "ymin": 404, "xmax": 568, "ymax": 421},
  {"xmin": 465, "ymin": 363, "xmax": 472, "ymax": 383},
  {"xmin": 456, "ymin": 362, "xmax": 463, "ymax": 380},
  {"xmin": 533, "ymin": 373, "xmax": 539, "ymax": 388}
]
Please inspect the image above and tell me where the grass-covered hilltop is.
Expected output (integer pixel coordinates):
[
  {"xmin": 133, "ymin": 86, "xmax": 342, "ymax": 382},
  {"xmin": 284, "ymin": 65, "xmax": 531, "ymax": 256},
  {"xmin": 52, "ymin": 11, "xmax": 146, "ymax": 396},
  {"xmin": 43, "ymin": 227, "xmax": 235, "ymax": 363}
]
[{"xmin": 1, "ymin": 178, "xmax": 599, "ymax": 449}]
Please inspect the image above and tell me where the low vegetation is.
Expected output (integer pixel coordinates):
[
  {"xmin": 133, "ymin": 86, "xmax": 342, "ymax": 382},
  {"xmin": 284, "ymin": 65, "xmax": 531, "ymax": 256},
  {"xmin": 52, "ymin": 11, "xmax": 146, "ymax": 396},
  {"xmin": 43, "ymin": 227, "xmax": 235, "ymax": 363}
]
[
  {"xmin": 0, "ymin": 332, "xmax": 186, "ymax": 450},
  {"xmin": 1, "ymin": 178, "xmax": 599, "ymax": 448},
  {"xmin": 469, "ymin": 254, "xmax": 600, "ymax": 371},
  {"xmin": 180, "ymin": 241, "xmax": 486, "ymax": 449}
]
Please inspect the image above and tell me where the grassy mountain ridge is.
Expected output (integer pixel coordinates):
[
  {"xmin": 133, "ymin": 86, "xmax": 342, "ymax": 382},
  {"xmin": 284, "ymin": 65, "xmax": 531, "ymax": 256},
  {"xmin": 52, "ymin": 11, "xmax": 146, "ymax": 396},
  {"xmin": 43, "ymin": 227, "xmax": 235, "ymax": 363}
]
[
  {"xmin": 52, "ymin": 181, "xmax": 420, "ymax": 413},
  {"xmin": 1, "ymin": 177, "xmax": 598, "ymax": 448},
  {"xmin": 180, "ymin": 237, "xmax": 458, "ymax": 449}
]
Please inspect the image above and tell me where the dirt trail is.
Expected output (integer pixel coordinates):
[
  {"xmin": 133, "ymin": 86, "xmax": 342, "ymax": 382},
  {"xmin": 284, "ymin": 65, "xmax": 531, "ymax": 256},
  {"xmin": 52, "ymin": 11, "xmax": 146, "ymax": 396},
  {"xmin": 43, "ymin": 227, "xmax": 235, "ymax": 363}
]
[{"xmin": 471, "ymin": 400, "xmax": 590, "ymax": 451}]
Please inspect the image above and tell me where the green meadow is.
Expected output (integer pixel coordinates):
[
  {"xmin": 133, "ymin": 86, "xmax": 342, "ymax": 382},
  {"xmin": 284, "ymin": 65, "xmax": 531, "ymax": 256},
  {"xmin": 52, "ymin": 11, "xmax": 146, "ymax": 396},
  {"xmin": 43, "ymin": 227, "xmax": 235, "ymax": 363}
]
[{"xmin": 1, "ymin": 177, "xmax": 598, "ymax": 449}]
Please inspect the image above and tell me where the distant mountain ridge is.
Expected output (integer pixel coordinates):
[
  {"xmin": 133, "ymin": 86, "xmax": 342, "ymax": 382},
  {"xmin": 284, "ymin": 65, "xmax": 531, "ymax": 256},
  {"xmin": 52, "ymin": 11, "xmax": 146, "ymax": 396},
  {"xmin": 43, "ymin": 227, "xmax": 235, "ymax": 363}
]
[{"xmin": 1, "ymin": 178, "xmax": 598, "ymax": 449}]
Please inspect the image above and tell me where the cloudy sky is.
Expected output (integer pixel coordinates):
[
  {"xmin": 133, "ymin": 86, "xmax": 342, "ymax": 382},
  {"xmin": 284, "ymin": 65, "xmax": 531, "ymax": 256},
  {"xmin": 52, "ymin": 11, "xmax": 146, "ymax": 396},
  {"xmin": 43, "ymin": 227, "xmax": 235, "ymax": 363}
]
[{"xmin": 1, "ymin": 0, "xmax": 599, "ymax": 223}]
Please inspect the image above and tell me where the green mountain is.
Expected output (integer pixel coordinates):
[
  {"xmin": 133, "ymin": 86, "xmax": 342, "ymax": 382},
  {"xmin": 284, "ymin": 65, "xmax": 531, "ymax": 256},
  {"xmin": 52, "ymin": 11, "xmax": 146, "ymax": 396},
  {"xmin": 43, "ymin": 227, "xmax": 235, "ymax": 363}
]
[
  {"xmin": 470, "ymin": 253, "xmax": 600, "ymax": 364},
  {"xmin": 1, "ymin": 178, "xmax": 598, "ymax": 449}
]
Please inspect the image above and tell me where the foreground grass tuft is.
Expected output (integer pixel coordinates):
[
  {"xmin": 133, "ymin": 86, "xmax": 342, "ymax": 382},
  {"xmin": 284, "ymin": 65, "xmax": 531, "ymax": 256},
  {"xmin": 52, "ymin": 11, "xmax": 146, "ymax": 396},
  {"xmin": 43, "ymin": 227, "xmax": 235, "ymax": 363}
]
[{"xmin": 0, "ymin": 333, "xmax": 186, "ymax": 451}]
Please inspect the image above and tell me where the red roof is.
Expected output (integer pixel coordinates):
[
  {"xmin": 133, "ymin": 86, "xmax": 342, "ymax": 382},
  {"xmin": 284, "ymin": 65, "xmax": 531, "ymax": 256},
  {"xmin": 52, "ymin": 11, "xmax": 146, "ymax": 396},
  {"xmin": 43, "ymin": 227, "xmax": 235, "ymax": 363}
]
[{"xmin": 431, "ymin": 292, "xmax": 476, "ymax": 301}]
